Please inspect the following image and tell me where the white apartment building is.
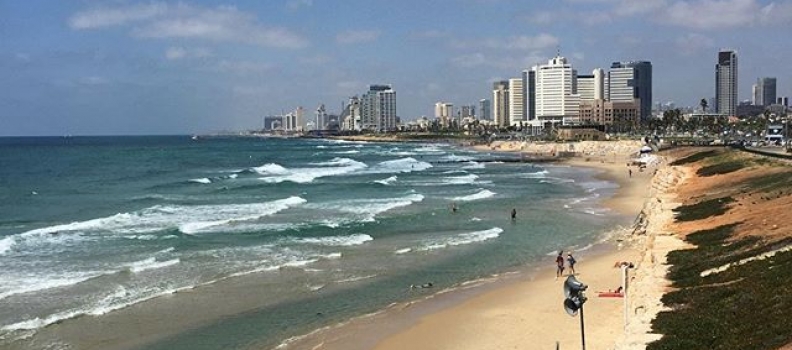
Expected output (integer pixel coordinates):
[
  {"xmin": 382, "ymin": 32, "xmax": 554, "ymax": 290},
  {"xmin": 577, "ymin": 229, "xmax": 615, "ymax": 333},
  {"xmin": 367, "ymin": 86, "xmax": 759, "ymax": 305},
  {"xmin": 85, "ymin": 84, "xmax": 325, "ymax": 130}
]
[
  {"xmin": 508, "ymin": 77, "xmax": 525, "ymax": 126},
  {"xmin": 434, "ymin": 102, "xmax": 454, "ymax": 127},
  {"xmin": 492, "ymin": 80, "xmax": 509, "ymax": 128},
  {"xmin": 533, "ymin": 56, "xmax": 580, "ymax": 125}
]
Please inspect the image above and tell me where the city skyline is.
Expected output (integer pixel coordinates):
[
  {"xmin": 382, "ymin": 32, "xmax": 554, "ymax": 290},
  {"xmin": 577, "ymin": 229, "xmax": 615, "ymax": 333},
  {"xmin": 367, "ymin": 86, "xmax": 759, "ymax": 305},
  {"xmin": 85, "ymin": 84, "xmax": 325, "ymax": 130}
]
[{"xmin": 2, "ymin": 0, "xmax": 792, "ymax": 136}]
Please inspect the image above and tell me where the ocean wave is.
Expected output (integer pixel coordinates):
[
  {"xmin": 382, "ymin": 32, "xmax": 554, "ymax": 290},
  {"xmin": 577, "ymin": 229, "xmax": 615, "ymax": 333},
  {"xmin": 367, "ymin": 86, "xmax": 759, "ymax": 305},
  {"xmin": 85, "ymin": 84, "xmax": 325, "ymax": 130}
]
[
  {"xmin": 335, "ymin": 274, "xmax": 377, "ymax": 284},
  {"xmin": 520, "ymin": 169, "xmax": 549, "ymax": 178},
  {"xmin": 126, "ymin": 257, "xmax": 180, "ymax": 273},
  {"xmin": 442, "ymin": 174, "xmax": 479, "ymax": 185},
  {"xmin": 394, "ymin": 248, "xmax": 412, "ymax": 254},
  {"xmin": 1, "ymin": 284, "xmax": 191, "ymax": 332},
  {"xmin": 11, "ymin": 196, "xmax": 307, "ymax": 249},
  {"xmin": 539, "ymin": 177, "xmax": 576, "ymax": 184},
  {"xmin": 188, "ymin": 178, "xmax": 211, "ymax": 184},
  {"xmin": 415, "ymin": 227, "xmax": 503, "ymax": 252},
  {"xmin": 333, "ymin": 150, "xmax": 361, "ymax": 154},
  {"xmin": 305, "ymin": 193, "xmax": 424, "ymax": 219},
  {"xmin": 0, "ymin": 270, "xmax": 112, "ymax": 301},
  {"xmin": 451, "ymin": 189, "xmax": 496, "ymax": 202},
  {"xmin": 0, "ymin": 236, "xmax": 14, "ymax": 255},
  {"xmin": 177, "ymin": 196, "xmax": 307, "ymax": 234},
  {"xmin": 441, "ymin": 154, "xmax": 475, "ymax": 162},
  {"xmin": 462, "ymin": 161, "xmax": 485, "ymax": 169},
  {"xmin": 363, "ymin": 157, "xmax": 432, "ymax": 174},
  {"xmin": 291, "ymin": 234, "xmax": 373, "ymax": 246},
  {"xmin": 374, "ymin": 176, "xmax": 397, "ymax": 185},
  {"xmin": 254, "ymin": 158, "xmax": 368, "ymax": 183}
]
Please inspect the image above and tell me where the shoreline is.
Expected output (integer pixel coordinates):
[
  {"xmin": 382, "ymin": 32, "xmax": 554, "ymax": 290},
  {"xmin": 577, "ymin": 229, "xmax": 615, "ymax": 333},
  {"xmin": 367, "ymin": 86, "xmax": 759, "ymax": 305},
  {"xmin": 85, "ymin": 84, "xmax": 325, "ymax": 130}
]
[{"xmin": 278, "ymin": 141, "xmax": 661, "ymax": 350}]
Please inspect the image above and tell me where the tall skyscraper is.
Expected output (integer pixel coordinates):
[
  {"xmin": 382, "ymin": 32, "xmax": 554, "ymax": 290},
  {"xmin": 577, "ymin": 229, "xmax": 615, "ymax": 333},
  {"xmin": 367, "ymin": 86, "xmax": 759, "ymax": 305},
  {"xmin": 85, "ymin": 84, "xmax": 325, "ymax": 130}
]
[
  {"xmin": 533, "ymin": 55, "xmax": 579, "ymax": 125},
  {"xmin": 315, "ymin": 104, "xmax": 327, "ymax": 130},
  {"xmin": 609, "ymin": 61, "xmax": 652, "ymax": 121},
  {"xmin": 434, "ymin": 102, "xmax": 454, "ymax": 126},
  {"xmin": 361, "ymin": 85, "xmax": 396, "ymax": 131},
  {"xmin": 478, "ymin": 99, "xmax": 491, "ymax": 121},
  {"xmin": 508, "ymin": 77, "xmax": 525, "ymax": 126},
  {"xmin": 526, "ymin": 70, "xmax": 536, "ymax": 121},
  {"xmin": 716, "ymin": 50, "xmax": 738, "ymax": 116},
  {"xmin": 753, "ymin": 77, "xmax": 777, "ymax": 106},
  {"xmin": 492, "ymin": 80, "xmax": 510, "ymax": 128}
]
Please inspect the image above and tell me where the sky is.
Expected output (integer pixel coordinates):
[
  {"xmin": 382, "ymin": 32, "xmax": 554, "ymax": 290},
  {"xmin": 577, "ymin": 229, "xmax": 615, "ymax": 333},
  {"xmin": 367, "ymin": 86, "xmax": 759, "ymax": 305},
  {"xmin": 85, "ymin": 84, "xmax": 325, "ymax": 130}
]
[{"xmin": 1, "ymin": 0, "xmax": 791, "ymax": 136}]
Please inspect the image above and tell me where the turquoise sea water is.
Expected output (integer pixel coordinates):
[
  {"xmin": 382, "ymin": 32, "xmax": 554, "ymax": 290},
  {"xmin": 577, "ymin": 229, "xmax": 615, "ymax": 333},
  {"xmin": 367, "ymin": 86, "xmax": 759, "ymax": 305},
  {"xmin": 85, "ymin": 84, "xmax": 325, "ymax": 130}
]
[{"xmin": 0, "ymin": 136, "xmax": 625, "ymax": 349}]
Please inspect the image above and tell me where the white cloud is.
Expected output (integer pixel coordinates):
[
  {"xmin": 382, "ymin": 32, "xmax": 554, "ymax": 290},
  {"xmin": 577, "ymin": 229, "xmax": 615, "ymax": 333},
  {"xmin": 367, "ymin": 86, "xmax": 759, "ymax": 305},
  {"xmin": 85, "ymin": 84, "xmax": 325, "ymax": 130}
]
[
  {"xmin": 336, "ymin": 30, "xmax": 380, "ymax": 44},
  {"xmin": 69, "ymin": 3, "xmax": 167, "ymax": 29},
  {"xmin": 613, "ymin": 0, "xmax": 667, "ymax": 16},
  {"xmin": 758, "ymin": 1, "xmax": 792, "ymax": 25},
  {"xmin": 165, "ymin": 47, "xmax": 211, "ymax": 60},
  {"xmin": 451, "ymin": 52, "xmax": 546, "ymax": 70},
  {"xmin": 70, "ymin": 3, "xmax": 308, "ymax": 49},
  {"xmin": 663, "ymin": 0, "xmax": 758, "ymax": 29},
  {"xmin": 452, "ymin": 33, "xmax": 559, "ymax": 51}
]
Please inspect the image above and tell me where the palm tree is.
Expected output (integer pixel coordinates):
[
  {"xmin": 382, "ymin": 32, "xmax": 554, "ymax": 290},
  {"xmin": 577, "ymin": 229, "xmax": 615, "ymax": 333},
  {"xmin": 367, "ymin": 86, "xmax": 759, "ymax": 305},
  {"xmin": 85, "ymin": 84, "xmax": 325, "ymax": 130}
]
[{"xmin": 700, "ymin": 98, "xmax": 708, "ymax": 113}]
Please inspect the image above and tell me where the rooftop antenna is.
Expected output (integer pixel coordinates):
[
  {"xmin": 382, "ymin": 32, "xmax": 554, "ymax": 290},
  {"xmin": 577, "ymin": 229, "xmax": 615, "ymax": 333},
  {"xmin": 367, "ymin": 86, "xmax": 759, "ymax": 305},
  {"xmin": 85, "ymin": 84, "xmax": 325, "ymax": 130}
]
[{"xmin": 557, "ymin": 45, "xmax": 561, "ymax": 57}]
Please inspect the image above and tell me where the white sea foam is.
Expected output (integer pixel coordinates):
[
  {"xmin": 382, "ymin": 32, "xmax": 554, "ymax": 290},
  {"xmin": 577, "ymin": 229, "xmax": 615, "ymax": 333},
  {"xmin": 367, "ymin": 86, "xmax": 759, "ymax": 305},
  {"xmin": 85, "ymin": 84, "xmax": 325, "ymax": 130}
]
[
  {"xmin": 520, "ymin": 169, "xmax": 549, "ymax": 178},
  {"xmin": 374, "ymin": 176, "xmax": 398, "ymax": 185},
  {"xmin": 292, "ymin": 234, "xmax": 373, "ymax": 246},
  {"xmin": 364, "ymin": 157, "xmax": 432, "ymax": 174},
  {"xmin": 178, "ymin": 196, "xmax": 307, "ymax": 234},
  {"xmin": 0, "ymin": 236, "xmax": 14, "ymax": 255},
  {"xmin": 127, "ymin": 257, "xmax": 180, "ymax": 273},
  {"xmin": 333, "ymin": 150, "xmax": 360, "ymax": 154},
  {"xmin": 539, "ymin": 177, "xmax": 575, "ymax": 184},
  {"xmin": 417, "ymin": 227, "xmax": 503, "ymax": 252},
  {"xmin": 189, "ymin": 178, "xmax": 211, "ymax": 184},
  {"xmin": 462, "ymin": 161, "xmax": 485, "ymax": 169},
  {"xmin": 1, "ymin": 285, "xmax": 190, "ymax": 332},
  {"xmin": 307, "ymin": 194, "xmax": 424, "ymax": 220},
  {"xmin": 335, "ymin": 274, "xmax": 377, "ymax": 284},
  {"xmin": 442, "ymin": 174, "xmax": 479, "ymax": 185},
  {"xmin": 451, "ymin": 189, "xmax": 496, "ymax": 202},
  {"xmin": 394, "ymin": 248, "xmax": 412, "ymax": 254},
  {"xmin": 0, "ymin": 271, "xmax": 111, "ymax": 301},
  {"xmin": 442, "ymin": 154, "xmax": 475, "ymax": 162},
  {"xmin": 254, "ymin": 158, "xmax": 367, "ymax": 183}
]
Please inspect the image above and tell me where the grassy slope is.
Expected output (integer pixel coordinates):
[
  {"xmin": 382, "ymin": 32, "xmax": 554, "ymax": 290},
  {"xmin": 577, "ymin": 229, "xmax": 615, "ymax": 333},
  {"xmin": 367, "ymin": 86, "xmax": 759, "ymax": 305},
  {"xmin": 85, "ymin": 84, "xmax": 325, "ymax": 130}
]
[{"xmin": 647, "ymin": 149, "xmax": 792, "ymax": 350}]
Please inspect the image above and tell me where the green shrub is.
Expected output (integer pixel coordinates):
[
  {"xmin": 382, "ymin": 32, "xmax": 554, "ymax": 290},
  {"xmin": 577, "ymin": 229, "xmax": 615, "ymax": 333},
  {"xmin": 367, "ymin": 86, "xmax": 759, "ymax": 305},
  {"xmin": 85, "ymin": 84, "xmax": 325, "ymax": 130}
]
[
  {"xmin": 696, "ymin": 161, "xmax": 746, "ymax": 177},
  {"xmin": 670, "ymin": 150, "xmax": 719, "ymax": 166},
  {"xmin": 673, "ymin": 197, "xmax": 734, "ymax": 222}
]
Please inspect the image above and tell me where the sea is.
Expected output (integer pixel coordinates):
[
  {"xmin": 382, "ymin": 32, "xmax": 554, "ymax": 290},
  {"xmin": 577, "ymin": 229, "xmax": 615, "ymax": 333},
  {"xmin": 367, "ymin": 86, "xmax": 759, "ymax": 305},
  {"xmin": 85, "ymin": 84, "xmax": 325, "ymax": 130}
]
[{"xmin": 0, "ymin": 136, "xmax": 628, "ymax": 350}]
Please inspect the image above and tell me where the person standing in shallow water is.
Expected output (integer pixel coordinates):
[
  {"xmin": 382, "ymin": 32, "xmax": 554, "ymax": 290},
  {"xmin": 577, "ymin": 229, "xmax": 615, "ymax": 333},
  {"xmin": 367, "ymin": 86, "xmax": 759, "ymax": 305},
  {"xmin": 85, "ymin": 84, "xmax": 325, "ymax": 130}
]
[
  {"xmin": 555, "ymin": 251, "xmax": 565, "ymax": 280},
  {"xmin": 510, "ymin": 208, "xmax": 517, "ymax": 220}
]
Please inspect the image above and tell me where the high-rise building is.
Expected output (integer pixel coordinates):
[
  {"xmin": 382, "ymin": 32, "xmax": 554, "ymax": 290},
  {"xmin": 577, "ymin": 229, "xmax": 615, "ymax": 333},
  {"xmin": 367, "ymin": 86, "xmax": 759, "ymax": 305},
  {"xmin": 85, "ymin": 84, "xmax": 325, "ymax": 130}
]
[
  {"xmin": 478, "ymin": 99, "xmax": 491, "ymax": 121},
  {"xmin": 753, "ymin": 77, "xmax": 777, "ymax": 106},
  {"xmin": 315, "ymin": 104, "xmax": 327, "ymax": 130},
  {"xmin": 435, "ymin": 102, "xmax": 454, "ymax": 127},
  {"xmin": 492, "ymin": 80, "xmax": 509, "ymax": 127},
  {"xmin": 460, "ymin": 105, "xmax": 475, "ymax": 119},
  {"xmin": 508, "ymin": 77, "xmax": 525, "ymax": 126},
  {"xmin": 526, "ymin": 70, "xmax": 536, "ymax": 121},
  {"xmin": 533, "ymin": 55, "xmax": 579, "ymax": 125},
  {"xmin": 577, "ymin": 71, "xmax": 606, "ymax": 101},
  {"xmin": 609, "ymin": 61, "xmax": 652, "ymax": 121},
  {"xmin": 361, "ymin": 85, "xmax": 396, "ymax": 131},
  {"xmin": 716, "ymin": 50, "xmax": 738, "ymax": 116}
]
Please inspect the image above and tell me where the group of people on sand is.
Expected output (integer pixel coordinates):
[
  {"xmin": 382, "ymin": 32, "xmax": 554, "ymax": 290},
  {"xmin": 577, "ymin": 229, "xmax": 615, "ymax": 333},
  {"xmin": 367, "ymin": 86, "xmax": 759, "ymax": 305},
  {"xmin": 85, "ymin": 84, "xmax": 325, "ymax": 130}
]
[{"xmin": 555, "ymin": 250, "xmax": 577, "ymax": 280}]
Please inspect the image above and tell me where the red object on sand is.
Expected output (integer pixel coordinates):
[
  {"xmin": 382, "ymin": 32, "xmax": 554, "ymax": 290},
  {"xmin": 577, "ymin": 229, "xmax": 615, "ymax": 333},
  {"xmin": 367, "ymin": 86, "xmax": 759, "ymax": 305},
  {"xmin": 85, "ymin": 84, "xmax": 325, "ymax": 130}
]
[{"xmin": 597, "ymin": 292, "xmax": 624, "ymax": 298}]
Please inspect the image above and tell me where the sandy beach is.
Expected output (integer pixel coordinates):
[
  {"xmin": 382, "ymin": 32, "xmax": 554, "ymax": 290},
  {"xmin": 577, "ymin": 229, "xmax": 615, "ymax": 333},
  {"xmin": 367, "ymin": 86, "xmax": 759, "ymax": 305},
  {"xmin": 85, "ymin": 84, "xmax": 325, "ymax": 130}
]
[{"xmin": 279, "ymin": 140, "xmax": 677, "ymax": 350}]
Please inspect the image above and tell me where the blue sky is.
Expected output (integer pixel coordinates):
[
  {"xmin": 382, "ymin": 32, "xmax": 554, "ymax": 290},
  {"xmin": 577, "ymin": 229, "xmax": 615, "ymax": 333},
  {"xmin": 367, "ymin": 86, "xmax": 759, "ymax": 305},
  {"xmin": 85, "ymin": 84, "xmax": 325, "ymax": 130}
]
[{"xmin": 1, "ymin": 0, "xmax": 791, "ymax": 136}]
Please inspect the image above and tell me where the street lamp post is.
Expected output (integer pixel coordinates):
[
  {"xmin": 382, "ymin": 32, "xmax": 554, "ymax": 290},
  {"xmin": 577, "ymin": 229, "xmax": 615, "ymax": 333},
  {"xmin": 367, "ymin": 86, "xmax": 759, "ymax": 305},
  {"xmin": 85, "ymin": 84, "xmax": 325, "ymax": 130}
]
[{"xmin": 563, "ymin": 275, "xmax": 588, "ymax": 350}]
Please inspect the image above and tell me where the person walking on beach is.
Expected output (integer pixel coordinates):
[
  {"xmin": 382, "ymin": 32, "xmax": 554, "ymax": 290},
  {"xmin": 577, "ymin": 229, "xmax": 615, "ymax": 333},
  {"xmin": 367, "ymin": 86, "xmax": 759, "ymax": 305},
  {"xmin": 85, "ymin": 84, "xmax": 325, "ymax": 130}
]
[
  {"xmin": 567, "ymin": 253, "xmax": 577, "ymax": 275},
  {"xmin": 628, "ymin": 168, "xmax": 632, "ymax": 178},
  {"xmin": 555, "ymin": 251, "xmax": 565, "ymax": 280}
]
